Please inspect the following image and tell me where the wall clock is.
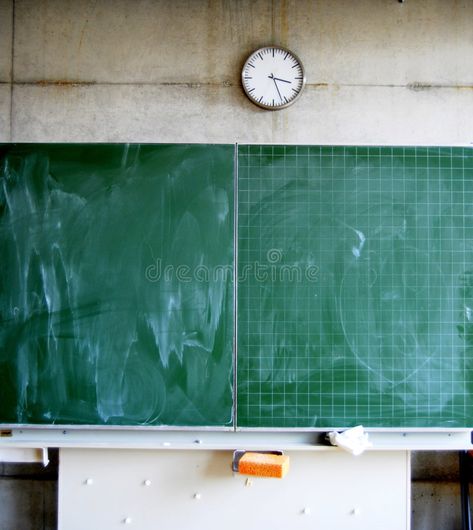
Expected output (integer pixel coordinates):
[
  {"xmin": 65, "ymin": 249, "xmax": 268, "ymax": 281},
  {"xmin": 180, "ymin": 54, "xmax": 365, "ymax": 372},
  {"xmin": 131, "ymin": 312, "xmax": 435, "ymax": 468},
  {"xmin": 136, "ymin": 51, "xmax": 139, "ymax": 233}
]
[{"xmin": 241, "ymin": 46, "xmax": 306, "ymax": 110}]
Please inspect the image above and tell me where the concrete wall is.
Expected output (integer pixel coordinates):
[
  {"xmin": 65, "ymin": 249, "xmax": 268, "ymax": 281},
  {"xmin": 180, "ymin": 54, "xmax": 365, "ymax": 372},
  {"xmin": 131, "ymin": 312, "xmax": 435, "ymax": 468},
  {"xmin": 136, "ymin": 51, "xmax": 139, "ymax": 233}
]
[
  {"xmin": 1, "ymin": 0, "xmax": 473, "ymax": 529},
  {"xmin": 0, "ymin": 450, "xmax": 58, "ymax": 530},
  {"xmin": 411, "ymin": 451, "xmax": 473, "ymax": 530},
  {"xmin": 1, "ymin": 0, "xmax": 473, "ymax": 145}
]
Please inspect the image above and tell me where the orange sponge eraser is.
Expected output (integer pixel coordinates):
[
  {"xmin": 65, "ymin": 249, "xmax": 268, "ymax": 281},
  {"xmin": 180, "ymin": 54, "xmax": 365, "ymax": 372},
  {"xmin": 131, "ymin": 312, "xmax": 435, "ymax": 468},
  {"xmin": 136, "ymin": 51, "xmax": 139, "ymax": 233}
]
[{"xmin": 238, "ymin": 452, "xmax": 290, "ymax": 478}]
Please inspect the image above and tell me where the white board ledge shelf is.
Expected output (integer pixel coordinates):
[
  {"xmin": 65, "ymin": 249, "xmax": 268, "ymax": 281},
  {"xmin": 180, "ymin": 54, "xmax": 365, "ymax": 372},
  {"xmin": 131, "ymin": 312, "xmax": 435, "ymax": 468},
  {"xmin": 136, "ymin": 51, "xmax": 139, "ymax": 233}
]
[{"xmin": 0, "ymin": 427, "xmax": 472, "ymax": 451}]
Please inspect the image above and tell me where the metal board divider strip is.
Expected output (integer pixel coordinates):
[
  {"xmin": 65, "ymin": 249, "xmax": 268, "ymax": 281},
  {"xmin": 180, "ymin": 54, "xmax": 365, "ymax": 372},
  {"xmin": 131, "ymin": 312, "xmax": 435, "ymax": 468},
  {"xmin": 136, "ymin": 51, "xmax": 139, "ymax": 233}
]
[{"xmin": 233, "ymin": 142, "xmax": 239, "ymax": 431}]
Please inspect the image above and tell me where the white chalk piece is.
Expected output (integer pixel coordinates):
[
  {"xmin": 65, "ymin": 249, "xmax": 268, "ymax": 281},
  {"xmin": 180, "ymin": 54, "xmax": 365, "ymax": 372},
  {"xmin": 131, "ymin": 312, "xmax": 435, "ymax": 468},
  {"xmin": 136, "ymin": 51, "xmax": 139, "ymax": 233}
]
[
  {"xmin": 328, "ymin": 425, "xmax": 372, "ymax": 456},
  {"xmin": 144, "ymin": 480, "xmax": 152, "ymax": 486},
  {"xmin": 351, "ymin": 508, "xmax": 361, "ymax": 516},
  {"xmin": 194, "ymin": 493, "xmax": 202, "ymax": 500},
  {"xmin": 302, "ymin": 507, "xmax": 311, "ymax": 515},
  {"xmin": 123, "ymin": 517, "xmax": 132, "ymax": 524},
  {"xmin": 84, "ymin": 478, "xmax": 93, "ymax": 486}
]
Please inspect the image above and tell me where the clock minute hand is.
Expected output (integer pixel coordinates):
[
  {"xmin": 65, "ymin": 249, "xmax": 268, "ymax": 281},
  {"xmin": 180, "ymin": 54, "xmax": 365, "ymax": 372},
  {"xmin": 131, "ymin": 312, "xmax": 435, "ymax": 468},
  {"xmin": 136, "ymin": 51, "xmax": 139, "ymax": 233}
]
[{"xmin": 268, "ymin": 73, "xmax": 283, "ymax": 101}]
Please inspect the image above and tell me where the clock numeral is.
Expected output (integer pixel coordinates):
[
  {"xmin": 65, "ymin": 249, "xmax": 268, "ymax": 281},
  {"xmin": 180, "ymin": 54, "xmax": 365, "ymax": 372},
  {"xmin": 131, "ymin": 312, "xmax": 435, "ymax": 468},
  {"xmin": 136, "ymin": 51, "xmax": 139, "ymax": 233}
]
[
  {"xmin": 258, "ymin": 52, "xmax": 263, "ymax": 60},
  {"xmin": 248, "ymin": 88, "xmax": 255, "ymax": 93},
  {"xmin": 294, "ymin": 77, "xmax": 303, "ymax": 80},
  {"xmin": 244, "ymin": 76, "xmax": 253, "ymax": 79},
  {"xmin": 248, "ymin": 63, "xmax": 255, "ymax": 68},
  {"xmin": 284, "ymin": 52, "xmax": 289, "ymax": 60}
]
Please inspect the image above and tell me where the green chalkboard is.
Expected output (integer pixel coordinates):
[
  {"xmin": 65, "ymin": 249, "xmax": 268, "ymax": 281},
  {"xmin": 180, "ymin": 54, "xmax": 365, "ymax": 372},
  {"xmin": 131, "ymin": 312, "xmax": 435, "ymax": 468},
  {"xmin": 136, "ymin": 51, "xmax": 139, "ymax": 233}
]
[
  {"xmin": 237, "ymin": 145, "xmax": 473, "ymax": 428},
  {"xmin": 3, "ymin": 143, "xmax": 473, "ymax": 431},
  {"xmin": 0, "ymin": 144, "xmax": 234, "ymax": 427}
]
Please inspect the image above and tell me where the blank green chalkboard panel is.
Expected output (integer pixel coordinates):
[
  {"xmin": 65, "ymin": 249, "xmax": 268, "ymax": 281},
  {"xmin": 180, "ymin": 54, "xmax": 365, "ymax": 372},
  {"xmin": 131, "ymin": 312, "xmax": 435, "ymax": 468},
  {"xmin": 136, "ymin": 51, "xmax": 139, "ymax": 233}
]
[
  {"xmin": 0, "ymin": 144, "xmax": 234, "ymax": 427},
  {"xmin": 237, "ymin": 145, "xmax": 473, "ymax": 428}
]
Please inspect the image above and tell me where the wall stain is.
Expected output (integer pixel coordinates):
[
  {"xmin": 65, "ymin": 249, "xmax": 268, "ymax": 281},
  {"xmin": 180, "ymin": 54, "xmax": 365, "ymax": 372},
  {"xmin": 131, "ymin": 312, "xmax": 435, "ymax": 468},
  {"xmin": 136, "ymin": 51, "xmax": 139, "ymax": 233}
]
[
  {"xmin": 33, "ymin": 80, "xmax": 97, "ymax": 88},
  {"xmin": 408, "ymin": 82, "xmax": 473, "ymax": 91},
  {"xmin": 10, "ymin": 81, "xmax": 473, "ymax": 92},
  {"xmin": 78, "ymin": 0, "xmax": 98, "ymax": 53},
  {"xmin": 272, "ymin": 0, "xmax": 289, "ymax": 47}
]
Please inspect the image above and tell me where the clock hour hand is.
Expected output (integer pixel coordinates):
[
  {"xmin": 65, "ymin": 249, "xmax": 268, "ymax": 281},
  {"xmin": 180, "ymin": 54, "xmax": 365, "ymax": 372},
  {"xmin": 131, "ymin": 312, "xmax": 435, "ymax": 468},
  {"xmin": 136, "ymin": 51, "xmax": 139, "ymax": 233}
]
[{"xmin": 272, "ymin": 76, "xmax": 292, "ymax": 84}]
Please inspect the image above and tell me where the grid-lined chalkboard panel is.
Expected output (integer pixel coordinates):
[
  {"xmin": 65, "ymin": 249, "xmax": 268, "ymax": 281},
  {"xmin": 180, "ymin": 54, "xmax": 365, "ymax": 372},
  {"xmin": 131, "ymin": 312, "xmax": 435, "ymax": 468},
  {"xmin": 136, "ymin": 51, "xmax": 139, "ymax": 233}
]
[{"xmin": 237, "ymin": 145, "xmax": 473, "ymax": 428}]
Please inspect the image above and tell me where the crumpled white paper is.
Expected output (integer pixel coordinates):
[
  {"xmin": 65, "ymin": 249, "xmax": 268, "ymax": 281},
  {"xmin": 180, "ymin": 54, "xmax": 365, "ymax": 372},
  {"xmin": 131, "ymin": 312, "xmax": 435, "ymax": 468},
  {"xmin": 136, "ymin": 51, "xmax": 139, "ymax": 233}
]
[{"xmin": 328, "ymin": 425, "xmax": 372, "ymax": 456}]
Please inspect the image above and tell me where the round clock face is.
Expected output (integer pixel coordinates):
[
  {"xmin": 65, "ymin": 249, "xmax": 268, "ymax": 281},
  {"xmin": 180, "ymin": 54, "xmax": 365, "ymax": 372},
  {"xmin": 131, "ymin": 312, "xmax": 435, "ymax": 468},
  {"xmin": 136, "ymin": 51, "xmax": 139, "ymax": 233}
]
[{"xmin": 241, "ymin": 46, "xmax": 306, "ymax": 110}]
